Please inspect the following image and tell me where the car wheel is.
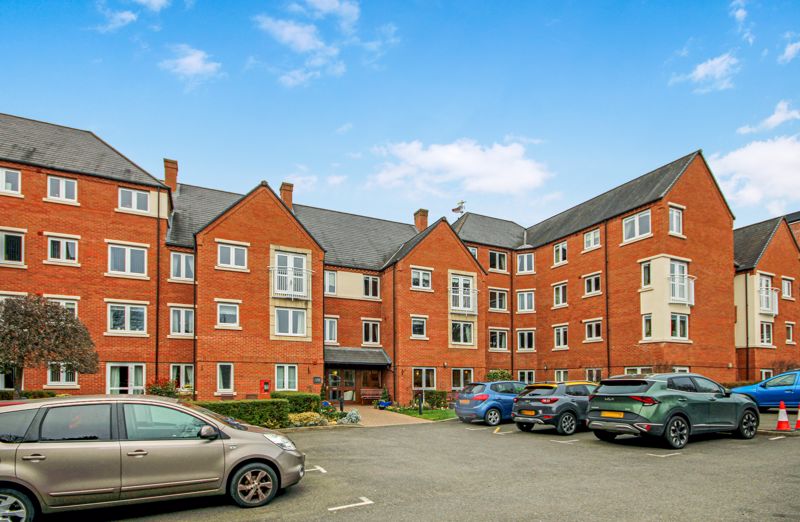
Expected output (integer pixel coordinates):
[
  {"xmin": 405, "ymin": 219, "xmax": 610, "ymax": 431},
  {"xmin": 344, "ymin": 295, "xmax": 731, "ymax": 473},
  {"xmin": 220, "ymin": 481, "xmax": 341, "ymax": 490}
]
[
  {"xmin": 230, "ymin": 463, "xmax": 279, "ymax": 508},
  {"xmin": 556, "ymin": 411, "xmax": 577, "ymax": 436},
  {"xmin": 484, "ymin": 408, "xmax": 501, "ymax": 426},
  {"xmin": 663, "ymin": 416, "xmax": 690, "ymax": 449},
  {"xmin": 0, "ymin": 488, "xmax": 35, "ymax": 522},
  {"xmin": 593, "ymin": 430, "xmax": 617, "ymax": 442},
  {"xmin": 516, "ymin": 422, "xmax": 533, "ymax": 432},
  {"xmin": 735, "ymin": 410, "xmax": 759, "ymax": 439}
]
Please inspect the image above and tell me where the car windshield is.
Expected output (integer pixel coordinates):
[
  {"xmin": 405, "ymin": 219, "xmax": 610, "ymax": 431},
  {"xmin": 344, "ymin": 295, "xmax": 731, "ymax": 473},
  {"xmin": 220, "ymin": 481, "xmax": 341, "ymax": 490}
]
[
  {"xmin": 596, "ymin": 380, "xmax": 653, "ymax": 394},
  {"xmin": 461, "ymin": 384, "xmax": 485, "ymax": 394},
  {"xmin": 181, "ymin": 402, "xmax": 247, "ymax": 430},
  {"xmin": 522, "ymin": 386, "xmax": 556, "ymax": 397}
]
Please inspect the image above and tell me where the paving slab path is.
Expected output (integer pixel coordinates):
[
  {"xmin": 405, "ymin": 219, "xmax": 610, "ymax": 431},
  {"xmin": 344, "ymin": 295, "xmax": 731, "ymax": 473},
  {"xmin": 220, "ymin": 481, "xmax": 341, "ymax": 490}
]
[{"xmin": 345, "ymin": 405, "xmax": 432, "ymax": 427}]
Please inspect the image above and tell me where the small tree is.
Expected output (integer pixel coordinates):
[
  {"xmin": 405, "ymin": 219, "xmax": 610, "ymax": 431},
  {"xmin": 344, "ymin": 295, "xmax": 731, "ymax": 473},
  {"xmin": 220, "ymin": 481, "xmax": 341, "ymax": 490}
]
[
  {"xmin": 0, "ymin": 296, "xmax": 98, "ymax": 399},
  {"xmin": 486, "ymin": 369, "xmax": 513, "ymax": 382}
]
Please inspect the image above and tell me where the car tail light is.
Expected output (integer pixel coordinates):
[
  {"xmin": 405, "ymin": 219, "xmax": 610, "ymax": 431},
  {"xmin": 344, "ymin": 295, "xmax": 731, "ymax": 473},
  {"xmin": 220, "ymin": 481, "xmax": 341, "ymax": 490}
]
[
  {"xmin": 629, "ymin": 395, "xmax": 659, "ymax": 406},
  {"xmin": 588, "ymin": 394, "xmax": 596, "ymax": 400},
  {"xmin": 539, "ymin": 398, "xmax": 559, "ymax": 404},
  {"xmin": 513, "ymin": 397, "xmax": 518, "ymax": 403},
  {"xmin": 472, "ymin": 394, "xmax": 489, "ymax": 402}
]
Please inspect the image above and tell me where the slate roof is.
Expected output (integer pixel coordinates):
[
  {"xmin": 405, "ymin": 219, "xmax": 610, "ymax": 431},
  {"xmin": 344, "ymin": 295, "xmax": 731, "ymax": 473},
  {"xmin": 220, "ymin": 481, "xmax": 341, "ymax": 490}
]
[
  {"xmin": 0, "ymin": 113, "xmax": 165, "ymax": 188},
  {"xmin": 733, "ymin": 217, "xmax": 783, "ymax": 272},
  {"xmin": 323, "ymin": 346, "xmax": 392, "ymax": 366},
  {"xmin": 380, "ymin": 218, "xmax": 444, "ymax": 269},
  {"xmin": 293, "ymin": 204, "xmax": 418, "ymax": 270},
  {"xmin": 167, "ymin": 183, "xmax": 244, "ymax": 247},
  {"xmin": 451, "ymin": 213, "xmax": 527, "ymax": 249},
  {"xmin": 786, "ymin": 211, "xmax": 800, "ymax": 224}
]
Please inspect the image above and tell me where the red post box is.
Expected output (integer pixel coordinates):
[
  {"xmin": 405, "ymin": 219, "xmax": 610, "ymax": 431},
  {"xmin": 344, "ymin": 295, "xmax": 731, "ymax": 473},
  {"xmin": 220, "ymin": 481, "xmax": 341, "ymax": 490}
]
[{"xmin": 259, "ymin": 379, "xmax": 271, "ymax": 399}]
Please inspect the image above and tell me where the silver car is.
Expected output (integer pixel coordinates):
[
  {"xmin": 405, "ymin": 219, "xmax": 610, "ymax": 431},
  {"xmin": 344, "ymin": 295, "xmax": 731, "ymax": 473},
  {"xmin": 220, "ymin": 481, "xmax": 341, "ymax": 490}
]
[{"xmin": 0, "ymin": 395, "xmax": 305, "ymax": 521}]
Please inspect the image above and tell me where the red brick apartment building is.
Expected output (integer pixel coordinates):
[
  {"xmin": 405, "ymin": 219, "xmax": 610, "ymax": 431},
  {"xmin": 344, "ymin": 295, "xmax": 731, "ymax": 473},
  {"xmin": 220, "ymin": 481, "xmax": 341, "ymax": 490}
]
[{"xmin": 1, "ymin": 113, "xmax": 798, "ymax": 403}]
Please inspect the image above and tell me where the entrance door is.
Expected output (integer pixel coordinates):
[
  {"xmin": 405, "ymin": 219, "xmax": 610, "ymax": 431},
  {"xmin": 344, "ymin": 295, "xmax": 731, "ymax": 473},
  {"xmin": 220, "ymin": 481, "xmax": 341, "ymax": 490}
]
[
  {"xmin": 327, "ymin": 369, "xmax": 356, "ymax": 401},
  {"xmin": 108, "ymin": 363, "xmax": 146, "ymax": 394}
]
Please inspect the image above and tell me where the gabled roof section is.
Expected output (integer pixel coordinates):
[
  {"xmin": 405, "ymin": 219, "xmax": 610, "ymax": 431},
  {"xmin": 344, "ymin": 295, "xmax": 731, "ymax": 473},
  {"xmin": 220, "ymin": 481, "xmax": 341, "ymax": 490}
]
[
  {"xmin": 452, "ymin": 212, "xmax": 526, "ymax": 249},
  {"xmin": 525, "ymin": 151, "xmax": 699, "ymax": 249},
  {"xmin": 167, "ymin": 183, "xmax": 244, "ymax": 248},
  {"xmin": 0, "ymin": 113, "xmax": 165, "ymax": 188},
  {"xmin": 381, "ymin": 218, "xmax": 444, "ymax": 269},
  {"xmin": 293, "ymin": 204, "xmax": 418, "ymax": 270},
  {"xmin": 786, "ymin": 211, "xmax": 800, "ymax": 224},
  {"xmin": 734, "ymin": 217, "xmax": 783, "ymax": 272}
]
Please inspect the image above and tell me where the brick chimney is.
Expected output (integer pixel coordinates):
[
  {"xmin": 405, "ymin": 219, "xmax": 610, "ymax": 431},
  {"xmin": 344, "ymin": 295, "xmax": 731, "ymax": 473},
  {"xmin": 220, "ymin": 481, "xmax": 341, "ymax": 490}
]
[
  {"xmin": 163, "ymin": 159, "xmax": 178, "ymax": 192},
  {"xmin": 280, "ymin": 182, "xmax": 294, "ymax": 210},
  {"xmin": 414, "ymin": 208, "xmax": 429, "ymax": 231}
]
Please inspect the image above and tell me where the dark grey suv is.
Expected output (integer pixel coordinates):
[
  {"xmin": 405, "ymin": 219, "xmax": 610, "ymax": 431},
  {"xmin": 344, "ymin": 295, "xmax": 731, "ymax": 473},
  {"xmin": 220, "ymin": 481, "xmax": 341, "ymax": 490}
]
[{"xmin": 511, "ymin": 381, "xmax": 597, "ymax": 435}]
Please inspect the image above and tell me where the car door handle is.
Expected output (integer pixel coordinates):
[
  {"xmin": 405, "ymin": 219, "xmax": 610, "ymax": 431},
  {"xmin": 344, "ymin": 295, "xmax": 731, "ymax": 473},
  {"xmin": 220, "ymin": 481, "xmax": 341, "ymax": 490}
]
[
  {"xmin": 677, "ymin": 398, "xmax": 687, "ymax": 402},
  {"xmin": 127, "ymin": 450, "xmax": 149, "ymax": 457},
  {"xmin": 21, "ymin": 454, "xmax": 46, "ymax": 461}
]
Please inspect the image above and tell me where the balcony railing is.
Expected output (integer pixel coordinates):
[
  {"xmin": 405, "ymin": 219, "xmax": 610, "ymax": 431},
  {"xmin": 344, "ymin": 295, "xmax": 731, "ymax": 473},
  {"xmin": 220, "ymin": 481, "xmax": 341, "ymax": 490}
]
[
  {"xmin": 450, "ymin": 288, "xmax": 479, "ymax": 315},
  {"xmin": 270, "ymin": 266, "xmax": 312, "ymax": 300},
  {"xmin": 668, "ymin": 275, "xmax": 695, "ymax": 306},
  {"xmin": 759, "ymin": 287, "xmax": 779, "ymax": 316}
]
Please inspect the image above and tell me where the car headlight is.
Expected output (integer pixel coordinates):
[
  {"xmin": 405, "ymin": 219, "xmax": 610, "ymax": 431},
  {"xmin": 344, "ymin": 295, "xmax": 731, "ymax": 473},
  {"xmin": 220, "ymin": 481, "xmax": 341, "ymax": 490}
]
[{"xmin": 263, "ymin": 433, "xmax": 297, "ymax": 451}]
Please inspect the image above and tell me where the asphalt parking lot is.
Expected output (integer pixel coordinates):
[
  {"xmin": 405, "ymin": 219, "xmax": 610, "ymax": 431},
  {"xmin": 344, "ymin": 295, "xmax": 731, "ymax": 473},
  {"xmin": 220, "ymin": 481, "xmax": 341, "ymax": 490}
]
[{"xmin": 48, "ymin": 411, "xmax": 800, "ymax": 522}]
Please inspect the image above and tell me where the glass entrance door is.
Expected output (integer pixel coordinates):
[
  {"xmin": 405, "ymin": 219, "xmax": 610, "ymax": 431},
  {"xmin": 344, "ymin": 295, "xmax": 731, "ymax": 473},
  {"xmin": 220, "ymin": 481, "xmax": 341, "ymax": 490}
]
[
  {"xmin": 327, "ymin": 369, "xmax": 356, "ymax": 401},
  {"xmin": 108, "ymin": 363, "xmax": 145, "ymax": 394}
]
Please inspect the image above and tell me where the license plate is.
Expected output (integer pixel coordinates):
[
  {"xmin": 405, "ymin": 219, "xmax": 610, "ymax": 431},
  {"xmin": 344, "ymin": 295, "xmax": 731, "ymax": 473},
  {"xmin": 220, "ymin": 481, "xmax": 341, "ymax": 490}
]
[
  {"xmin": 601, "ymin": 411, "xmax": 624, "ymax": 419},
  {"xmin": 459, "ymin": 399, "xmax": 470, "ymax": 405},
  {"xmin": 520, "ymin": 409, "xmax": 536, "ymax": 416}
]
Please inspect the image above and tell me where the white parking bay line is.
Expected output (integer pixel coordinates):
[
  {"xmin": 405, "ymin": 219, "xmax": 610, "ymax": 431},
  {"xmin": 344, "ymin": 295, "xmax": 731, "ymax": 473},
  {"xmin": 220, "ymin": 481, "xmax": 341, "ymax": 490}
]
[
  {"xmin": 646, "ymin": 453, "xmax": 681, "ymax": 458},
  {"xmin": 307, "ymin": 465, "xmax": 327, "ymax": 473},
  {"xmin": 769, "ymin": 436, "xmax": 786, "ymax": 441},
  {"xmin": 550, "ymin": 439, "xmax": 578, "ymax": 444},
  {"xmin": 328, "ymin": 497, "xmax": 374, "ymax": 512},
  {"xmin": 466, "ymin": 427, "xmax": 488, "ymax": 431}
]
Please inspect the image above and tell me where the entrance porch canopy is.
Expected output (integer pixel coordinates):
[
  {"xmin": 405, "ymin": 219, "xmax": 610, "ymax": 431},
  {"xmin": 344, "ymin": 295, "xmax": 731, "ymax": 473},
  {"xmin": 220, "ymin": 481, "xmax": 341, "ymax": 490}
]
[{"xmin": 323, "ymin": 346, "xmax": 392, "ymax": 367}]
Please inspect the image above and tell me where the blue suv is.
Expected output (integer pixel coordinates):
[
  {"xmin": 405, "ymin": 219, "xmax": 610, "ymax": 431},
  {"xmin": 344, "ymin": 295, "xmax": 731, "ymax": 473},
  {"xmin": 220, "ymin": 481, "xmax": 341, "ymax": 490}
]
[
  {"xmin": 732, "ymin": 370, "xmax": 800, "ymax": 411},
  {"xmin": 455, "ymin": 381, "xmax": 527, "ymax": 425}
]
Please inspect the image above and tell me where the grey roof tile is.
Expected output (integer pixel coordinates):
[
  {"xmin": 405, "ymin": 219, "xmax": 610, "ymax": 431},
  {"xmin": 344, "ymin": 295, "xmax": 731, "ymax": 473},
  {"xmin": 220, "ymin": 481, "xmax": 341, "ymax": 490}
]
[
  {"xmin": 167, "ymin": 183, "xmax": 244, "ymax": 248},
  {"xmin": 786, "ymin": 211, "xmax": 800, "ymax": 224},
  {"xmin": 0, "ymin": 113, "xmax": 165, "ymax": 188},
  {"xmin": 451, "ymin": 213, "xmax": 526, "ymax": 249},
  {"xmin": 734, "ymin": 217, "xmax": 783, "ymax": 271},
  {"xmin": 323, "ymin": 346, "xmax": 392, "ymax": 366},
  {"xmin": 380, "ymin": 218, "xmax": 444, "ymax": 269}
]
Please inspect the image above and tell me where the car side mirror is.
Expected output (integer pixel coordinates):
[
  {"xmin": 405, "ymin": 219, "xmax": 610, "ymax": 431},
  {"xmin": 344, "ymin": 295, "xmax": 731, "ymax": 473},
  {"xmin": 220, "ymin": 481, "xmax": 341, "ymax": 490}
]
[
  {"xmin": 759, "ymin": 383, "xmax": 767, "ymax": 388},
  {"xmin": 722, "ymin": 389, "xmax": 732, "ymax": 398},
  {"xmin": 199, "ymin": 425, "xmax": 218, "ymax": 440}
]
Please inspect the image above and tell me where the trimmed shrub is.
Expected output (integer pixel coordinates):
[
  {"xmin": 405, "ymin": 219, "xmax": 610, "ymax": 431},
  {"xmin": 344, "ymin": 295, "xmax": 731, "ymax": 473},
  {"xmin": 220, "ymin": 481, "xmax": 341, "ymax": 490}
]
[
  {"xmin": 193, "ymin": 399, "xmax": 290, "ymax": 429},
  {"xmin": 271, "ymin": 391, "xmax": 321, "ymax": 413},
  {"xmin": 289, "ymin": 412, "xmax": 328, "ymax": 427},
  {"xmin": 0, "ymin": 390, "xmax": 56, "ymax": 400},
  {"xmin": 486, "ymin": 369, "xmax": 513, "ymax": 382},
  {"xmin": 339, "ymin": 409, "xmax": 361, "ymax": 424},
  {"xmin": 417, "ymin": 390, "xmax": 448, "ymax": 409},
  {"xmin": 146, "ymin": 379, "xmax": 179, "ymax": 398}
]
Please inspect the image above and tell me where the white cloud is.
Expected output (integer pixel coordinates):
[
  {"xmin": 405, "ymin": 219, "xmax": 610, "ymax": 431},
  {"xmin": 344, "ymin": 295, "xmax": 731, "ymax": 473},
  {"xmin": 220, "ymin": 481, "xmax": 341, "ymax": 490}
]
[
  {"xmin": 95, "ymin": 4, "xmax": 137, "ymax": 33},
  {"xmin": 303, "ymin": 0, "xmax": 360, "ymax": 34},
  {"xmin": 360, "ymin": 23, "xmax": 400, "ymax": 64},
  {"xmin": 327, "ymin": 175, "xmax": 347, "ymax": 185},
  {"xmin": 335, "ymin": 122, "xmax": 353, "ymax": 134},
  {"xmin": 710, "ymin": 136, "xmax": 800, "ymax": 213},
  {"xmin": 670, "ymin": 52, "xmax": 740, "ymax": 93},
  {"xmin": 254, "ymin": 16, "xmax": 330, "ymax": 53},
  {"xmin": 737, "ymin": 100, "xmax": 800, "ymax": 134},
  {"xmin": 729, "ymin": 0, "xmax": 754, "ymax": 44},
  {"xmin": 279, "ymin": 68, "xmax": 320, "ymax": 87},
  {"xmin": 779, "ymin": 40, "xmax": 800, "ymax": 64},
  {"xmin": 286, "ymin": 174, "xmax": 318, "ymax": 190},
  {"xmin": 159, "ymin": 45, "xmax": 222, "ymax": 86},
  {"xmin": 370, "ymin": 139, "xmax": 554, "ymax": 196},
  {"xmin": 133, "ymin": 0, "xmax": 170, "ymax": 12},
  {"xmin": 503, "ymin": 134, "xmax": 544, "ymax": 146}
]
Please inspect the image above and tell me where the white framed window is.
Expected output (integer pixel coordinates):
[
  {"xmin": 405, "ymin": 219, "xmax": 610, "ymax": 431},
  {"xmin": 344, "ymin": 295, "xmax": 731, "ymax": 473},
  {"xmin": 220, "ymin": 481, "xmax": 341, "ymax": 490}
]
[
  {"xmin": 276, "ymin": 364, "xmax": 298, "ymax": 391},
  {"xmin": 0, "ymin": 168, "xmax": 21, "ymax": 195},
  {"xmin": 489, "ymin": 329, "xmax": 508, "ymax": 351},
  {"xmin": 468, "ymin": 246, "xmax": 478, "ymax": 259},
  {"xmin": 217, "ymin": 303, "xmax": 239, "ymax": 327},
  {"xmin": 489, "ymin": 251, "xmax": 507, "ymax": 271},
  {"xmin": 0, "ymin": 368, "xmax": 15, "ymax": 390},
  {"xmin": 170, "ymin": 307, "xmax": 194, "ymax": 336},
  {"xmin": 412, "ymin": 367, "xmax": 436, "ymax": 389},
  {"xmin": 48, "ymin": 236, "xmax": 78, "ymax": 264},
  {"xmin": 518, "ymin": 370, "xmax": 536, "ymax": 384},
  {"xmin": 48, "ymin": 363, "xmax": 77, "ymax": 386},
  {"xmin": 489, "ymin": 289, "xmax": 508, "ymax": 311},
  {"xmin": 553, "ymin": 241, "xmax": 567, "ymax": 265},
  {"xmin": 671, "ymin": 313, "xmax": 689, "ymax": 340},
  {"xmin": 49, "ymin": 298, "xmax": 78, "ymax": 317},
  {"xmin": 782, "ymin": 278, "xmax": 793, "ymax": 299},
  {"xmin": 759, "ymin": 275, "xmax": 776, "ymax": 313},
  {"xmin": 554, "ymin": 369, "xmax": 568, "ymax": 382},
  {"xmin": 324, "ymin": 317, "xmax": 338, "ymax": 343},
  {"xmin": 517, "ymin": 329, "xmax": 535, "ymax": 351},
  {"xmin": 325, "ymin": 270, "xmax": 337, "ymax": 294},
  {"xmin": 217, "ymin": 243, "xmax": 247, "ymax": 270},
  {"xmin": 672, "ymin": 366, "xmax": 690, "ymax": 374},
  {"xmin": 0, "ymin": 231, "xmax": 24, "ymax": 264},
  {"xmin": 108, "ymin": 244, "xmax": 147, "ymax": 276},
  {"xmin": 517, "ymin": 291, "xmax": 535, "ymax": 312},
  {"xmin": 451, "ymin": 368, "xmax": 473, "ymax": 390},
  {"xmin": 584, "ymin": 274, "xmax": 601, "ymax": 296},
  {"xmin": 787, "ymin": 322, "xmax": 795, "ymax": 344},
  {"xmin": 451, "ymin": 321, "xmax": 474, "ymax": 344},
  {"xmin": 554, "ymin": 325, "xmax": 568, "ymax": 349},
  {"xmin": 411, "ymin": 268, "xmax": 432, "ymax": 290},
  {"xmin": 669, "ymin": 206, "xmax": 683, "ymax": 235},
  {"xmin": 760, "ymin": 321, "xmax": 773, "ymax": 346},
  {"xmin": 364, "ymin": 275, "xmax": 380, "ymax": 298},
  {"xmin": 553, "ymin": 283, "xmax": 567, "ymax": 307},
  {"xmin": 107, "ymin": 363, "xmax": 145, "ymax": 395},
  {"xmin": 625, "ymin": 366, "xmax": 653, "ymax": 375},
  {"xmin": 450, "ymin": 275, "xmax": 474, "ymax": 312},
  {"xmin": 108, "ymin": 303, "xmax": 147, "ymax": 334},
  {"xmin": 517, "ymin": 253, "xmax": 534, "ymax": 274},
  {"xmin": 118, "ymin": 187, "xmax": 149, "ymax": 212},
  {"xmin": 411, "ymin": 317, "xmax": 427, "ymax": 339},
  {"xmin": 585, "ymin": 368, "xmax": 602, "ymax": 382},
  {"xmin": 760, "ymin": 369, "xmax": 774, "ymax": 380},
  {"xmin": 273, "ymin": 252, "xmax": 308, "ymax": 298},
  {"xmin": 276, "ymin": 308, "xmax": 306, "ymax": 336},
  {"xmin": 583, "ymin": 229, "xmax": 600, "ymax": 250},
  {"xmin": 642, "ymin": 314, "xmax": 652, "ymax": 340},
  {"xmin": 585, "ymin": 320, "xmax": 602, "ymax": 341},
  {"xmin": 170, "ymin": 364, "xmax": 194, "ymax": 390},
  {"xmin": 171, "ymin": 252, "xmax": 194, "ymax": 281},
  {"xmin": 47, "ymin": 176, "xmax": 77, "ymax": 202},
  {"xmin": 669, "ymin": 260, "xmax": 689, "ymax": 303},
  {"xmin": 363, "ymin": 320, "xmax": 380, "ymax": 345},
  {"xmin": 641, "ymin": 262, "xmax": 652, "ymax": 287},
  {"xmin": 217, "ymin": 363, "xmax": 234, "ymax": 393},
  {"xmin": 623, "ymin": 210, "xmax": 651, "ymax": 242}
]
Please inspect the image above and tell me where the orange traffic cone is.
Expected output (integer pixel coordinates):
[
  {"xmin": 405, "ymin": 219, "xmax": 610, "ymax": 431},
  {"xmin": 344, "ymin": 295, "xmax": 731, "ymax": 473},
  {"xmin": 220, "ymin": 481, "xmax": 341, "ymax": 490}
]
[
  {"xmin": 795, "ymin": 404, "xmax": 800, "ymax": 431},
  {"xmin": 776, "ymin": 401, "xmax": 792, "ymax": 431}
]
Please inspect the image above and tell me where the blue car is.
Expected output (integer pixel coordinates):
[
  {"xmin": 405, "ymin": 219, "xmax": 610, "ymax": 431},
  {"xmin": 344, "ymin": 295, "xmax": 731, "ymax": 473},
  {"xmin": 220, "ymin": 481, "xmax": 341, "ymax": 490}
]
[
  {"xmin": 455, "ymin": 381, "xmax": 527, "ymax": 426},
  {"xmin": 732, "ymin": 370, "xmax": 800, "ymax": 412}
]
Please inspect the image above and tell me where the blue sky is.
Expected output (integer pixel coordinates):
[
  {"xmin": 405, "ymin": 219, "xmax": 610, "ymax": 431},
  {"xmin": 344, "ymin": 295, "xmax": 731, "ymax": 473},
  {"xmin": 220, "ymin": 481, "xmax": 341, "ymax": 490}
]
[{"xmin": 2, "ymin": 1, "xmax": 799, "ymax": 228}]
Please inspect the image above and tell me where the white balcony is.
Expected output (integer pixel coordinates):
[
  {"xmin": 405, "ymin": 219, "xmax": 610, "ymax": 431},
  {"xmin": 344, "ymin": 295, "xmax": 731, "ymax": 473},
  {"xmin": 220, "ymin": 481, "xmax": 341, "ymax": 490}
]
[
  {"xmin": 668, "ymin": 275, "xmax": 695, "ymax": 306},
  {"xmin": 759, "ymin": 287, "xmax": 779, "ymax": 316},
  {"xmin": 270, "ymin": 267, "xmax": 312, "ymax": 300},
  {"xmin": 450, "ymin": 288, "xmax": 478, "ymax": 315}
]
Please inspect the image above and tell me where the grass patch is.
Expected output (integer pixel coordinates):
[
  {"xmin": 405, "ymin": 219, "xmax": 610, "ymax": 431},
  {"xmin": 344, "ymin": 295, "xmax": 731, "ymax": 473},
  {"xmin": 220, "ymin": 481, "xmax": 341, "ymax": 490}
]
[{"xmin": 392, "ymin": 407, "xmax": 457, "ymax": 421}]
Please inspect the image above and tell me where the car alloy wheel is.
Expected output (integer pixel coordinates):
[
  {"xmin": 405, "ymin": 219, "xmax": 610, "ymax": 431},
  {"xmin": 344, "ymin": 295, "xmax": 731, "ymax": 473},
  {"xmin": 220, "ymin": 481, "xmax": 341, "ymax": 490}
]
[
  {"xmin": 557, "ymin": 412, "xmax": 577, "ymax": 435},
  {"xmin": 665, "ymin": 417, "xmax": 689, "ymax": 449},
  {"xmin": 485, "ymin": 408, "xmax": 501, "ymax": 426},
  {"xmin": 230, "ymin": 463, "xmax": 279, "ymax": 508},
  {"xmin": 737, "ymin": 411, "xmax": 758, "ymax": 439},
  {"xmin": 0, "ymin": 490, "xmax": 31, "ymax": 522}
]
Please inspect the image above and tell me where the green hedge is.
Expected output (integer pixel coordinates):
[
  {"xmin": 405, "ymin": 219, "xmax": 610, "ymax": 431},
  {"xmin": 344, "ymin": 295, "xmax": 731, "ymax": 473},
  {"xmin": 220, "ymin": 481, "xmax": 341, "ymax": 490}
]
[
  {"xmin": 193, "ymin": 399, "xmax": 290, "ymax": 429},
  {"xmin": 270, "ymin": 391, "xmax": 321, "ymax": 413},
  {"xmin": 0, "ymin": 390, "xmax": 57, "ymax": 400},
  {"xmin": 417, "ymin": 390, "xmax": 448, "ymax": 409}
]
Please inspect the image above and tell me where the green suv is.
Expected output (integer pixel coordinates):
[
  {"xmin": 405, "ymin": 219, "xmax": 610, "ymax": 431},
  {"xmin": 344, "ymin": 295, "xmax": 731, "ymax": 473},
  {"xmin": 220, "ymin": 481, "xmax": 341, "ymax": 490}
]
[{"xmin": 587, "ymin": 373, "xmax": 759, "ymax": 449}]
